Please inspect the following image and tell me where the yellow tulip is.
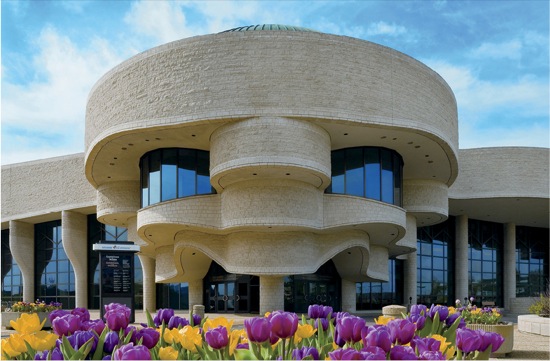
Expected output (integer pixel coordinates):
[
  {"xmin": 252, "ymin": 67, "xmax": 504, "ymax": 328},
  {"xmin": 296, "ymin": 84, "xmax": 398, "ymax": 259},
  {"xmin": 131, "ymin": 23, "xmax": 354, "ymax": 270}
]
[
  {"xmin": 1, "ymin": 337, "xmax": 22, "ymax": 358},
  {"xmin": 9, "ymin": 313, "xmax": 45, "ymax": 334},
  {"xmin": 203, "ymin": 317, "xmax": 233, "ymax": 332},
  {"xmin": 163, "ymin": 328, "xmax": 183, "ymax": 344},
  {"xmin": 229, "ymin": 329, "xmax": 247, "ymax": 356},
  {"xmin": 294, "ymin": 323, "xmax": 316, "ymax": 343},
  {"xmin": 448, "ymin": 306, "xmax": 457, "ymax": 315},
  {"xmin": 374, "ymin": 315, "xmax": 394, "ymax": 325},
  {"xmin": 264, "ymin": 311, "xmax": 271, "ymax": 318},
  {"xmin": 24, "ymin": 331, "xmax": 58, "ymax": 351},
  {"xmin": 179, "ymin": 325, "xmax": 203, "ymax": 352},
  {"xmin": 5, "ymin": 334, "xmax": 27, "ymax": 354},
  {"xmin": 431, "ymin": 334, "xmax": 455, "ymax": 359},
  {"xmin": 159, "ymin": 346, "xmax": 179, "ymax": 360}
]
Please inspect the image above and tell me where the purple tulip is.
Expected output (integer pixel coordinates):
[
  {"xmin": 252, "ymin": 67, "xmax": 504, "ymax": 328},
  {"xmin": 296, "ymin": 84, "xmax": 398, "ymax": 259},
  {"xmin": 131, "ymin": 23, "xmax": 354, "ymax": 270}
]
[
  {"xmin": 411, "ymin": 336, "xmax": 440, "ymax": 354},
  {"xmin": 67, "ymin": 330, "xmax": 98, "ymax": 354},
  {"xmin": 52, "ymin": 314, "xmax": 82, "ymax": 336},
  {"xmin": 104, "ymin": 331, "xmax": 120, "ymax": 354},
  {"xmin": 104, "ymin": 303, "xmax": 131, "ymax": 318},
  {"xmin": 72, "ymin": 307, "xmax": 91, "ymax": 322},
  {"xmin": 133, "ymin": 328, "xmax": 160, "ymax": 349},
  {"xmin": 167, "ymin": 315, "xmax": 189, "ymax": 329},
  {"xmin": 333, "ymin": 327, "xmax": 346, "ymax": 347},
  {"xmin": 387, "ymin": 319, "xmax": 416, "ymax": 345},
  {"xmin": 328, "ymin": 348, "xmax": 365, "ymax": 360},
  {"xmin": 82, "ymin": 319, "xmax": 106, "ymax": 334},
  {"xmin": 102, "ymin": 357, "xmax": 111, "ymax": 361},
  {"xmin": 336, "ymin": 316, "xmax": 366, "ymax": 344},
  {"xmin": 205, "ymin": 326, "xmax": 229, "ymax": 350},
  {"xmin": 308, "ymin": 304, "xmax": 333, "ymax": 319},
  {"xmin": 153, "ymin": 308, "xmax": 174, "ymax": 327},
  {"xmin": 192, "ymin": 313, "xmax": 202, "ymax": 326},
  {"xmin": 269, "ymin": 311, "xmax": 299, "ymax": 339},
  {"xmin": 332, "ymin": 312, "xmax": 350, "ymax": 323},
  {"xmin": 105, "ymin": 309, "xmax": 129, "ymax": 332},
  {"xmin": 49, "ymin": 309, "xmax": 71, "ymax": 323},
  {"xmin": 236, "ymin": 343, "xmax": 249, "ymax": 350},
  {"xmin": 314, "ymin": 317, "xmax": 329, "ymax": 331},
  {"xmin": 456, "ymin": 328, "xmax": 482, "ymax": 353},
  {"xmin": 407, "ymin": 314, "xmax": 426, "ymax": 331},
  {"xmin": 34, "ymin": 348, "xmax": 63, "ymax": 360},
  {"xmin": 428, "ymin": 305, "xmax": 449, "ymax": 321},
  {"xmin": 361, "ymin": 346, "xmax": 387, "ymax": 360},
  {"xmin": 389, "ymin": 345, "xmax": 417, "ymax": 360},
  {"xmin": 244, "ymin": 317, "xmax": 271, "ymax": 343},
  {"xmin": 445, "ymin": 312, "xmax": 465, "ymax": 329},
  {"xmin": 113, "ymin": 343, "xmax": 151, "ymax": 360},
  {"xmin": 292, "ymin": 346, "xmax": 320, "ymax": 360},
  {"xmin": 477, "ymin": 329, "xmax": 505, "ymax": 352},
  {"xmin": 410, "ymin": 304, "xmax": 427, "ymax": 317},
  {"xmin": 419, "ymin": 351, "xmax": 446, "ymax": 360},
  {"xmin": 362, "ymin": 325, "xmax": 392, "ymax": 353}
]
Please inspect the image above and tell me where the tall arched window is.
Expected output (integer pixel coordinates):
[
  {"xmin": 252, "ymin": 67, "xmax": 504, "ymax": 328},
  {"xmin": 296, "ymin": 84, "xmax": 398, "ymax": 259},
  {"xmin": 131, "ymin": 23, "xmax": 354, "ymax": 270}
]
[
  {"xmin": 1, "ymin": 229, "xmax": 23, "ymax": 305},
  {"xmin": 327, "ymin": 147, "xmax": 403, "ymax": 206},
  {"xmin": 140, "ymin": 148, "xmax": 214, "ymax": 207}
]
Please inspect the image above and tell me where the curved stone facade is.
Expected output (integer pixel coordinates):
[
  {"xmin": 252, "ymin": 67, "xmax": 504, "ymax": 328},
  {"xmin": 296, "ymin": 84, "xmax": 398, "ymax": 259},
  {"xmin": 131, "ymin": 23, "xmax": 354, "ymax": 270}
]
[{"xmin": 2, "ymin": 25, "xmax": 548, "ymax": 314}]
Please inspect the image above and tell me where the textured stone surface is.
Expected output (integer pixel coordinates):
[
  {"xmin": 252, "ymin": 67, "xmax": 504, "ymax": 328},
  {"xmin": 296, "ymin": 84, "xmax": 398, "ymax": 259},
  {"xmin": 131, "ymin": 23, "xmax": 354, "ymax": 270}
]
[
  {"xmin": 62, "ymin": 211, "xmax": 88, "ymax": 307},
  {"xmin": 8, "ymin": 221, "xmax": 35, "ymax": 302}
]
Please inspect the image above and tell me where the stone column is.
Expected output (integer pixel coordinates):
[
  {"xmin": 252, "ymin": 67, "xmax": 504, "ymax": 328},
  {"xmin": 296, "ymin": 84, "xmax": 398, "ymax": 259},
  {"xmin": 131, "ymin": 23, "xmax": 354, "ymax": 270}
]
[
  {"xmin": 138, "ymin": 254, "xmax": 156, "ymax": 314},
  {"xmin": 188, "ymin": 279, "xmax": 204, "ymax": 309},
  {"xmin": 341, "ymin": 279, "xmax": 356, "ymax": 313},
  {"xmin": 503, "ymin": 223, "xmax": 516, "ymax": 310},
  {"xmin": 259, "ymin": 276, "xmax": 284, "ymax": 314},
  {"xmin": 403, "ymin": 214, "xmax": 418, "ymax": 306},
  {"xmin": 9, "ymin": 221, "xmax": 34, "ymax": 302},
  {"xmin": 62, "ymin": 211, "xmax": 88, "ymax": 308},
  {"xmin": 455, "ymin": 215, "xmax": 469, "ymax": 301}
]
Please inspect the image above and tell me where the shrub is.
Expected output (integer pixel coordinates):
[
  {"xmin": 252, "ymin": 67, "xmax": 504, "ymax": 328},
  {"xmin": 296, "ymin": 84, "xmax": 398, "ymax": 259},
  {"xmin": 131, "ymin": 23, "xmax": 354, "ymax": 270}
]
[{"xmin": 529, "ymin": 286, "xmax": 550, "ymax": 317}]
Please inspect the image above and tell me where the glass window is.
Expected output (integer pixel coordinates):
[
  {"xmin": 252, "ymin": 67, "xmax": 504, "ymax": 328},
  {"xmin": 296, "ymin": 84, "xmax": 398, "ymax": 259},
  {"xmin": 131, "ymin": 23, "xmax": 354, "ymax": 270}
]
[
  {"xmin": 356, "ymin": 259, "xmax": 403, "ymax": 310},
  {"xmin": 140, "ymin": 148, "xmax": 215, "ymax": 207},
  {"xmin": 516, "ymin": 226, "xmax": 549, "ymax": 296},
  {"xmin": 417, "ymin": 218, "xmax": 454, "ymax": 305},
  {"xmin": 35, "ymin": 221, "xmax": 75, "ymax": 307},
  {"xmin": 161, "ymin": 149, "xmax": 178, "ymax": 201},
  {"xmin": 328, "ymin": 147, "xmax": 403, "ymax": 206},
  {"xmin": 2, "ymin": 229, "xmax": 23, "ymax": 304}
]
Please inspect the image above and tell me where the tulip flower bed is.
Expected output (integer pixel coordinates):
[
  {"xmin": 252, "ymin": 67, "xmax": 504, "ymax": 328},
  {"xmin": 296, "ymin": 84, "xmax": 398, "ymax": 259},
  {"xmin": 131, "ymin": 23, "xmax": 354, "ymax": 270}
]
[{"xmin": 1, "ymin": 303, "xmax": 505, "ymax": 360}]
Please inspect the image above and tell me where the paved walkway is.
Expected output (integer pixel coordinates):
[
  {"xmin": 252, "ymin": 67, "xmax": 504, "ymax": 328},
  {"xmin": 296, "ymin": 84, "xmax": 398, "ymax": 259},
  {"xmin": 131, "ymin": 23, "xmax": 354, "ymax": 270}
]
[{"xmin": 2, "ymin": 311, "xmax": 548, "ymax": 359}]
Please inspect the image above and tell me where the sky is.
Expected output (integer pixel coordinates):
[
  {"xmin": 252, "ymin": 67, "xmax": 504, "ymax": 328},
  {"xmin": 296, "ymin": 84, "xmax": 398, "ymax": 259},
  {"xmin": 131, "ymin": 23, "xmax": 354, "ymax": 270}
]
[{"xmin": 1, "ymin": 0, "xmax": 549, "ymax": 165}]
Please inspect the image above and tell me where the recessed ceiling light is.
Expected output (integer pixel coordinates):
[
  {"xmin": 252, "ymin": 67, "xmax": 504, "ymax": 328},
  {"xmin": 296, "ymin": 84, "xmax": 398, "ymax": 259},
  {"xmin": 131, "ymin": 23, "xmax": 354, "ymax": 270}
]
[
  {"xmin": 428, "ymin": 161, "xmax": 433, "ymax": 164},
  {"xmin": 128, "ymin": 143, "xmax": 134, "ymax": 146},
  {"xmin": 415, "ymin": 145, "xmax": 421, "ymax": 148},
  {"xmin": 109, "ymin": 163, "xmax": 115, "ymax": 166},
  {"xmin": 381, "ymin": 136, "xmax": 387, "ymax": 139},
  {"xmin": 122, "ymin": 147, "xmax": 127, "ymax": 150},
  {"xmin": 344, "ymin": 133, "xmax": 348, "ymax": 135}
]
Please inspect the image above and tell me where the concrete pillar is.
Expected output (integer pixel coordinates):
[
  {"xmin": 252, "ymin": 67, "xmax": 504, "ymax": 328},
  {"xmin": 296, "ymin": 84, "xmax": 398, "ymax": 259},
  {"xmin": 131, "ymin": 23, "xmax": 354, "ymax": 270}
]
[
  {"xmin": 259, "ymin": 276, "xmax": 284, "ymax": 314},
  {"xmin": 455, "ymin": 215, "xmax": 469, "ymax": 301},
  {"xmin": 62, "ymin": 211, "xmax": 88, "ymax": 308},
  {"xmin": 188, "ymin": 279, "xmax": 204, "ymax": 308},
  {"xmin": 138, "ymin": 254, "xmax": 156, "ymax": 314},
  {"xmin": 9, "ymin": 221, "xmax": 34, "ymax": 302},
  {"xmin": 403, "ymin": 214, "xmax": 418, "ymax": 305},
  {"xmin": 503, "ymin": 223, "xmax": 516, "ymax": 310},
  {"xmin": 341, "ymin": 279, "xmax": 356, "ymax": 313}
]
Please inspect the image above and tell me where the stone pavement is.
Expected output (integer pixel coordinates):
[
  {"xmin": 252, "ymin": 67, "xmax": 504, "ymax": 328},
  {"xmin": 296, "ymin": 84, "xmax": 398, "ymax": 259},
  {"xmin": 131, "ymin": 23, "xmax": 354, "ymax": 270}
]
[{"xmin": 2, "ymin": 310, "xmax": 548, "ymax": 359}]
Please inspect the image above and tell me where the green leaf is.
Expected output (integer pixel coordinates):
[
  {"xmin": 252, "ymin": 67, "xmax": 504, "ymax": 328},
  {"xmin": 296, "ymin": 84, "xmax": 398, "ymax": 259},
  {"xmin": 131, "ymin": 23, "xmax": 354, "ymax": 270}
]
[
  {"xmin": 442, "ymin": 315, "xmax": 462, "ymax": 346},
  {"xmin": 146, "ymin": 309, "xmax": 156, "ymax": 328},
  {"xmin": 234, "ymin": 349, "xmax": 258, "ymax": 360},
  {"xmin": 70, "ymin": 338, "xmax": 94, "ymax": 360},
  {"xmin": 92, "ymin": 326, "xmax": 109, "ymax": 360},
  {"xmin": 431, "ymin": 312, "xmax": 441, "ymax": 335},
  {"xmin": 419, "ymin": 316, "xmax": 433, "ymax": 337},
  {"xmin": 23, "ymin": 340, "xmax": 36, "ymax": 358},
  {"xmin": 61, "ymin": 335, "xmax": 76, "ymax": 359}
]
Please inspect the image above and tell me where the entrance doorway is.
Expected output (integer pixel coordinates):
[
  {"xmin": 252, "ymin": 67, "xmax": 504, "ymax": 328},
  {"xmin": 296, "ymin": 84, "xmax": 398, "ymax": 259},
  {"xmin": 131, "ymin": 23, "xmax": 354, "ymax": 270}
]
[{"xmin": 204, "ymin": 263, "xmax": 259, "ymax": 313}]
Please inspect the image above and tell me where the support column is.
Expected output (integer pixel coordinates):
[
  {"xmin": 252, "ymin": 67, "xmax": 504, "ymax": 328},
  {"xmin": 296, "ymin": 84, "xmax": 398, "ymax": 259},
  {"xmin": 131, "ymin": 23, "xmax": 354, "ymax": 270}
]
[
  {"xmin": 503, "ymin": 223, "xmax": 516, "ymax": 310},
  {"xmin": 9, "ymin": 221, "xmax": 34, "ymax": 302},
  {"xmin": 259, "ymin": 276, "xmax": 284, "ymax": 314},
  {"xmin": 138, "ymin": 254, "xmax": 156, "ymax": 314},
  {"xmin": 188, "ymin": 279, "xmax": 204, "ymax": 309},
  {"xmin": 403, "ymin": 214, "xmax": 418, "ymax": 306},
  {"xmin": 455, "ymin": 215, "xmax": 469, "ymax": 301},
  {"xmin": 62, "ymin": 211, "xmax": 88, "ymax": 308},
  {"xmin": 341, "ymin": 279, "xmax": 356, "ymax": 313}
]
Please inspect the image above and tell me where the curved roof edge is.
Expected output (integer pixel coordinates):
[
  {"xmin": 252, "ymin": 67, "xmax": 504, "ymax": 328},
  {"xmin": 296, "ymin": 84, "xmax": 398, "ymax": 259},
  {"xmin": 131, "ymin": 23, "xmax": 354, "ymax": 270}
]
[{"xmin": 220, "ymin": 24, "xmax": 316, "ymax": 33}]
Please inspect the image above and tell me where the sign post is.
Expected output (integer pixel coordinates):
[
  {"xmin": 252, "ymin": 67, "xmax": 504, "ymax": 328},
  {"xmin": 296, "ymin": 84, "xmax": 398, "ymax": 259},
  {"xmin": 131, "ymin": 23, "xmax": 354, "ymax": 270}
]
[{"xmin": 93, "ymin": 242, "xmax": 140, "ymax": 323}]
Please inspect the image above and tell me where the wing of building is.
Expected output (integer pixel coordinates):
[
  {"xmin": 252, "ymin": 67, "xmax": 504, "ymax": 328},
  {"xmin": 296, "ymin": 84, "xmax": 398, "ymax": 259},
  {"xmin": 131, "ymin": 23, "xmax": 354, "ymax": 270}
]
[{"xmin": 2, "ymin": 25, "xmax": 548, "ymax": 315}]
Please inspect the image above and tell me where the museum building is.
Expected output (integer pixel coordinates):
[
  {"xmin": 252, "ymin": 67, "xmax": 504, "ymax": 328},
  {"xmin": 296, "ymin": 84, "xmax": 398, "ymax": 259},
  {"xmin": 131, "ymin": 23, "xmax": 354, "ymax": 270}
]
[{"xmin": 2, "ymin": 25, "xmax": 548, "ymax": 315}]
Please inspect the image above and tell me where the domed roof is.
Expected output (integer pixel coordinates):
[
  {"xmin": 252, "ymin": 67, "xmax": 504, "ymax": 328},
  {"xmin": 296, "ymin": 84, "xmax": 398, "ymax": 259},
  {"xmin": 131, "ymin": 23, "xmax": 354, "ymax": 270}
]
[{"xmin": 220, "ymin": 24, "xmax": 316, "ymax": 33}]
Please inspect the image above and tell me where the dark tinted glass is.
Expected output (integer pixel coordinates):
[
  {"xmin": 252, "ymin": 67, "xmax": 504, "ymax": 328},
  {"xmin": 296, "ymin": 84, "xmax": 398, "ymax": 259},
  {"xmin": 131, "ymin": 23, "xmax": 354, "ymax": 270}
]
[
  {"xmin": 330, "ymin": 151, "xmax": 345, "ymax": 193},
  {"xmin": 345, "ymin": 148, "xmax": 364, "ymax": 196},
  {"xmin": 149, "ymin": 151, "xmax": 161, "ymax": 204},
  {"xmin": 161, "ymin": 149, "xmax": 178, "ymax": 201}
]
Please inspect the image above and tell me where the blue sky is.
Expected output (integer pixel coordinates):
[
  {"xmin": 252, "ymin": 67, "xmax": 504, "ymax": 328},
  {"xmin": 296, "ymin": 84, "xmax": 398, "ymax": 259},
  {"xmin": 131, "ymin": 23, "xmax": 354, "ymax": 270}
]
[{"xmin": 2, "ymin": 0, "xmax": 549, "ymax": 165}]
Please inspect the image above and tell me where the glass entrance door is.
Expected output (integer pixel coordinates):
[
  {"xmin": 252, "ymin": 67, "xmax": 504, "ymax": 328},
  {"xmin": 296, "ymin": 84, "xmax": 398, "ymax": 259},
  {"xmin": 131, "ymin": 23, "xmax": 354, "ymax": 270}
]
[{"xmin": 209, "ymin": 282, "xmax": 235, "ymax": 313}]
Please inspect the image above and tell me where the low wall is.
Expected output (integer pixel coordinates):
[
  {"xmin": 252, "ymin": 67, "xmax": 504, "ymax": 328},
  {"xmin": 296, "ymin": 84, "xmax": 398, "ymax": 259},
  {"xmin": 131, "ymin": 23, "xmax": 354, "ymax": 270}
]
[{"xmin": 518, "ymin": 314, "xmax": 550, "ymax": 336}]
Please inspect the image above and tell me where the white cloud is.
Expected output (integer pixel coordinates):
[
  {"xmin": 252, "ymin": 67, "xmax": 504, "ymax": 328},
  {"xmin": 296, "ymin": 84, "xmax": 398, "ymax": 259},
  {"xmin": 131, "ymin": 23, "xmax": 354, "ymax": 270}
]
[
  {"xmin": 2, "ymin": 27, "xmax": 126, "ymax": 164},
  {"xmin": 469, "ymin": 39, "xmax": 522, "ymax": 60},
  {"xmin": 123, "ymin": 1, "xmax": 195, "ymax": 44},
  {"xmin": 366, "ymin": 21, "xmax": 407, "ymax": 37},
  {"xmin": 425, "ymin": 60, "xmax": 549, "ymax": 148}
]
